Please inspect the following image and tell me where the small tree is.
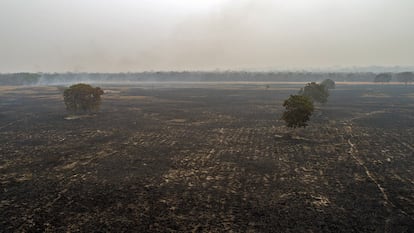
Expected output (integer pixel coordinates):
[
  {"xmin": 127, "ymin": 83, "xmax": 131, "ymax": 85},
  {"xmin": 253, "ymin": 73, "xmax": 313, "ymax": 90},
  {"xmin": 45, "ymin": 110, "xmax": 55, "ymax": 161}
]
[
  {"xmin": 282, "ymin": 95, "xmax": 314, "ymax": 128},
  {"xmin": 63, "ymin": 83, "xmax": 104, "ymax": 113},
  {"xmin": 320, "ymin": 79, "xmax": 335, "ymax": 90},
  {"xmin": 299, "ymin": 82, "xmax": 329, "ymax": 104}
]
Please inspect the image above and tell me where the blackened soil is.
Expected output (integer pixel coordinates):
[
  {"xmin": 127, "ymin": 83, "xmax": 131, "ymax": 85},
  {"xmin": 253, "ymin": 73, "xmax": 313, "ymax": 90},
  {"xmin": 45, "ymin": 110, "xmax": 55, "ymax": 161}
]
[{"xmin": 0, "ymin": 84, "xmax": 413, "ymax": 232}]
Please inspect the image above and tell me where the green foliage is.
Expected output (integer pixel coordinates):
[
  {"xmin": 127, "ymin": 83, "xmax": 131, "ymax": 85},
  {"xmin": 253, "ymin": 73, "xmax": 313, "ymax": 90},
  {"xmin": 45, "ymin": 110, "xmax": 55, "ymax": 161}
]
[
  {"xmin": 63, "ymin": 83, "xmax": 104, "ymax": 113},
  {"xmin": 374, "ymin": 73, "xmax": 392, "ymax": 83},
  {"xmin": 282, "ymin": 95, "xmax": 314, "ymax": 128},
  {"xmin": 320, "ymin": 79, "xmax": 335, "ymax": 89},
  {"xmin": 298, "ymin": 82, "xmax": 329, "ymax": 104}
]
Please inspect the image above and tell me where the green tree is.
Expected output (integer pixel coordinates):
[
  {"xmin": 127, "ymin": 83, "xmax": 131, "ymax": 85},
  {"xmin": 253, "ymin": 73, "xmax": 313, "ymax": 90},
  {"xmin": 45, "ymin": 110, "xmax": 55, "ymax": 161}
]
[
  {"xmin": 282, "ymin": 95, "xmax": 314, "ymax": 128},
  {"xmin": 63, "ymin": 83, "xmax": 104, "ymax": 113},
  {"xmin": 299, "ymin": 82, "xmax": 329, "ymax": 104},
  {"xmin": 320, "ymin": 79, "xmax": 335, "ymax": 90}
]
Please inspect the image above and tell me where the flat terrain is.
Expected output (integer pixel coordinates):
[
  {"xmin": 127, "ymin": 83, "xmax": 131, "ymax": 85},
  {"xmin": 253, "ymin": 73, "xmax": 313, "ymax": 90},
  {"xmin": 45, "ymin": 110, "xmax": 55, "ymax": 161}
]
[{"xmin": 1, "ymin": 83, "xmax": 413, "ymax": 232}]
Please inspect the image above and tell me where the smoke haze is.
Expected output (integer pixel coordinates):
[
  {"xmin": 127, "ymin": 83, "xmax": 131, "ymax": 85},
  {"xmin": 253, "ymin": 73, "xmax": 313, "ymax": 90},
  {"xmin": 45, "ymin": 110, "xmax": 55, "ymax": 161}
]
[{"xmin": 0, "ymin": 0, "xmax": 413, "ymax": 72}]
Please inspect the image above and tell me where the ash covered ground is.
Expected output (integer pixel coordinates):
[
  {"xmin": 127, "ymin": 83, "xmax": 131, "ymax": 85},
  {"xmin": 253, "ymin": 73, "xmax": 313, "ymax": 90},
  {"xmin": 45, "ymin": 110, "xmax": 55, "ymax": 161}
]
[{"xmin": 1, "ymin": 83, "xmax": 413, "ymax": 232}]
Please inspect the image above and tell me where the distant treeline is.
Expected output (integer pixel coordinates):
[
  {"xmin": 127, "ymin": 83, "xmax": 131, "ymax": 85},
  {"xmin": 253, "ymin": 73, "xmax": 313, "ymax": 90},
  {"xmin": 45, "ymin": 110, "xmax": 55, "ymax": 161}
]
[{"xmin": 0, "ymin": 71, "xmax": 411, "ymax": 86}]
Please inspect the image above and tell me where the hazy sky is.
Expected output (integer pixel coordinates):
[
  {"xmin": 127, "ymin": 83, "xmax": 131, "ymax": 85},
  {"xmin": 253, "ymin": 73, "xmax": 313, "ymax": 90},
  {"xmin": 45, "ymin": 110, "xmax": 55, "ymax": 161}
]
[{"xmin": 0, "ymin": 0, "xmax": 413, "ymax": 72}]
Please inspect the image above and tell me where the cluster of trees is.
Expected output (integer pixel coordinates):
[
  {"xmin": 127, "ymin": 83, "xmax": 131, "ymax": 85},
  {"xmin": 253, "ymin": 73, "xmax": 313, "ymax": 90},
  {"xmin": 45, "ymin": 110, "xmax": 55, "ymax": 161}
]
[
  {"xmin": 282, "ymin": 79, "xmax": 335, "ymax": 128},
  {"xmin": 0, "ymin": 73, "xmax": 41, "ymax": 85},
  {"xmin": 374, "ymin": 72, "xmax": 414, "ymax": 84},
  {"xmin": 2, "ymin": 71, "xmax": 413, "ymax": 86},
  {"xmin": 395, "ymin": 72, "xmax": 414, "ymax": 85}
]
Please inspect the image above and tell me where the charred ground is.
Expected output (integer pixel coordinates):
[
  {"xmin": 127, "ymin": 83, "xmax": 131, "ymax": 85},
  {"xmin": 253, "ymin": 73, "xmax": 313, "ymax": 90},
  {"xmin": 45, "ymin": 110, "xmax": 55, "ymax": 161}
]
[{"xmin": 0, "ymin": 84, "xmax": 413, "ymax": 232}]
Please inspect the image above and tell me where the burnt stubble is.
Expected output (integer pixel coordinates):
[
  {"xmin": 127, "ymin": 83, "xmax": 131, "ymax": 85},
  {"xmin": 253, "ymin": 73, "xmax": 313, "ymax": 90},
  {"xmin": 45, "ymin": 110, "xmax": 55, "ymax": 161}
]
[{"xmin": 1, "ymin": 84, "xmax": 413, "ymax": 232}]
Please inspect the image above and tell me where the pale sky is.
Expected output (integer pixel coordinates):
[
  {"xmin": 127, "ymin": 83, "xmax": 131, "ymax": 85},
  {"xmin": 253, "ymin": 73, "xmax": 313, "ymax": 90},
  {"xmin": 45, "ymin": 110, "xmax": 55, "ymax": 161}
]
[{"xmin": 0, "ymin": 0, "xmax": 413, "ymax": 72}]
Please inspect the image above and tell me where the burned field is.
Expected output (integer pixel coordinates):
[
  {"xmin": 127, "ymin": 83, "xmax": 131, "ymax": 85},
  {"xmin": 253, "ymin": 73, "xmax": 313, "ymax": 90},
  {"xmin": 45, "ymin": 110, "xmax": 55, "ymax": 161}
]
[{"xmin": 1, "ymin": 84, "xmax": 413, "ymax": 232}]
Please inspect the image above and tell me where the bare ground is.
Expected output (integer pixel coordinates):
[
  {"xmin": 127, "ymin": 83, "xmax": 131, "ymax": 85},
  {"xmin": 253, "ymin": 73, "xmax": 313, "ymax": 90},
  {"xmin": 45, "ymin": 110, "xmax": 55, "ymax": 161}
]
[{"xmin": 0, "ymin": 84, "xmax": 413, "ymax": 232}]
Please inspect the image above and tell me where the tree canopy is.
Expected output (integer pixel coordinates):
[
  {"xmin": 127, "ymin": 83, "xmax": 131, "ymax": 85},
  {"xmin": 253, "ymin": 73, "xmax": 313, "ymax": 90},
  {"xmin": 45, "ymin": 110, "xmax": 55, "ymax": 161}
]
[
  {"xmin": 63, "ymin": 83, "xmax": 104, "ymax": 113},
  {"xmin": 374, "ymin": 73, "xmax": 392, "ymax": 83},
  {"xmin": 320, "ymin": 79, "xmax": 335, "ymax": 90},
  {"xmin": 298, "ymin": 82, "xmax": 329, "ymax": 104},
  {"xmin": 396, "ymin": 72, "xmax": 414, "ymax": 85},
  {"xmin": 282, "ymin": 95, "xmax": 314, "ymax": 128}
]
